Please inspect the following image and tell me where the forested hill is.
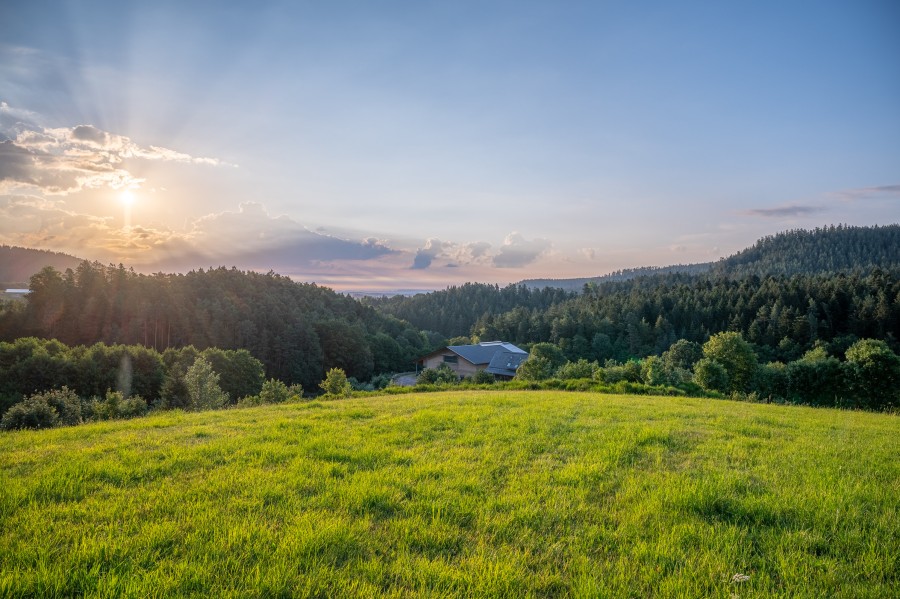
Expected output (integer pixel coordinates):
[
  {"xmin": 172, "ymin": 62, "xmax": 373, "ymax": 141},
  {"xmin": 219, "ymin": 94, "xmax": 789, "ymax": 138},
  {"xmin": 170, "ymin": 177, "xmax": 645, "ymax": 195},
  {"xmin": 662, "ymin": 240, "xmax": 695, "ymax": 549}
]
[
  {"xmin": 362, "ymin": 283, "xmax": 575, "ymax": 339},
  {"xmin": 710, "ymin": 224, "xmax": 900, "ymax": 277},
  {"xmin": 520, "ymin": 224, "xmax": 900, "ymax": 292},
  {"xmin": 521, "ymin": 263, "xmax": 712, "ymax": 292},
  {"xmin": 370, "ymin": 226, "xmax": 900, "ymax": 355},
  {"xmin": 0, "ymin": 246, "xmax": 84, "ymax": 286},
  {"xmin": 0, "ymin": 263, "xmax": 441, "ymax": 389}
]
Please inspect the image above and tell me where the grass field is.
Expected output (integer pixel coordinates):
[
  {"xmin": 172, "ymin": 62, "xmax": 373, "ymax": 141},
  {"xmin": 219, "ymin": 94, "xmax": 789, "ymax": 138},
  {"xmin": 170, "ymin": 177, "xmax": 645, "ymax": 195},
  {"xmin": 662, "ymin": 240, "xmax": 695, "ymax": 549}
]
[{"xmin": 1, "ymin": 391, "xmax": 897, "ymax": 598}]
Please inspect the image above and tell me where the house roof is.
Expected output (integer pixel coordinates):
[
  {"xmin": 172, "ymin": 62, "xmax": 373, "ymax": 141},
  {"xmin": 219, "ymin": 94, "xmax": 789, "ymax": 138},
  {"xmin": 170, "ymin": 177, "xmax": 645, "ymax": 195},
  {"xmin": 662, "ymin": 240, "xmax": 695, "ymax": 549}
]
[
  {"xmin": 485, "ymin": 350, "xmax": 529, "ymax": 377},
  {"xmin": 420, "ymin": 341, "xmax": 527, "ymax": 366}
]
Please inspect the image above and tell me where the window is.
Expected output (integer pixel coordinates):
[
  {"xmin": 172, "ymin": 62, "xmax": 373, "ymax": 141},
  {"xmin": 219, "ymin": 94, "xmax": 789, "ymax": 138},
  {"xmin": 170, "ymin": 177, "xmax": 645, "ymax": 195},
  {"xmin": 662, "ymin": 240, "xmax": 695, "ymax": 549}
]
[{"xmin": 443, "ymin": 355, "xmax": 458, "ymax": 364}]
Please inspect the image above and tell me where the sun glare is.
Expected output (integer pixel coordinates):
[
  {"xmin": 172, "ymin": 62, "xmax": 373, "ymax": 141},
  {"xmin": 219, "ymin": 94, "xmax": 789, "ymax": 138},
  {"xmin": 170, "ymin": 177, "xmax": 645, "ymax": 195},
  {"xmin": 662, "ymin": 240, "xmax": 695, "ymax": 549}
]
[{"xmin": 118, "ymin": 190, "xmax": 136, "ymax": 230}]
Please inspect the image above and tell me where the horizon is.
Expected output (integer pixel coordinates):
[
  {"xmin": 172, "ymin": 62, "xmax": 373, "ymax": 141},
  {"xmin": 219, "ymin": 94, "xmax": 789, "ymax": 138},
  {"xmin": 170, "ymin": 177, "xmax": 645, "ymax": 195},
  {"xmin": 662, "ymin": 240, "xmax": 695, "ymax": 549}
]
[
  {"xmin": 1, "ymin": 1, "xmax": 898, "ymax": 291},
  {"xmin": 5, "ymin": 221, "xmax": 897, "ymax": 295}
]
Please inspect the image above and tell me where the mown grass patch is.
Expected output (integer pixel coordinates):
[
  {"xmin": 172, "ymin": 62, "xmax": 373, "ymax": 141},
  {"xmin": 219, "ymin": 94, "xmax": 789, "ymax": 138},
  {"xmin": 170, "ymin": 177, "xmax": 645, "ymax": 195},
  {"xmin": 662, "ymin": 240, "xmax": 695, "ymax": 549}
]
[{"xmin": 1, "ymin": 391, "xmax": 897, "ymax": 597}]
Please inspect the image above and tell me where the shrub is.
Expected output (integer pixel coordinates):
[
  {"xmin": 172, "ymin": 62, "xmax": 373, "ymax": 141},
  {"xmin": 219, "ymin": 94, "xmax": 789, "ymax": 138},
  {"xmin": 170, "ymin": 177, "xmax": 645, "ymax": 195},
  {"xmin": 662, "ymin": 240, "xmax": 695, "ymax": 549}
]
[
  {"xmin": 35, "ymin": 387, "xmax": 82, "ymax": 426},
  {"xmin": 320, "ymin": 368, "xmax": 352, "ymax": 398},
  {"xmin": 370, "ymin": 373, "xmax": 394, "ymax": 390},
  {"xmin": 470, "ymin": 369, "xmax": 496, "ymax": 385},
  {"xmin": 755, "ymin": 362, "xmax": 788, "ymax": 402},
  {"xmin": 119, "ymin": 396, "xmax": 148, "ymax": 418},
  {"xmin": 259, "ymin": 378, "xmax": 292, "ymax": 404},
  {"xmin": 515, "ymin": 357, "xmax": 553, "ymax": 381},
  {"xmin": 555, "ymin": 359, "xmax": 599, "ymax": 380},
  {"xmin": 845, "ymin": 339, "xmax": 900, "ymax": 410},
  {"xmin": 184, "ymin": 356, "xmax": 228, "ymax": 411},
  {"xmin": 1, "ymin": 397, "xmax": 59, "ymax": 430},
  {"xmin": 694, "ymin": 358, "xmax": 729, "ymax": 393},
  {"xmin": 702, "ymin": 332, "xmax": 758, "ymax": 393},
  {"xmin": 641, "ymin": 356, "xmax": 668, "ymax": 386},
  {"xmin": 417, "ymin": 364, "xmax": 458, "ymax": 385},
  {"xmin": 87, "ymin": 390, "xmax": 124, "ymax": 421},
  {"xmin": 602, "ymin": 360, "xmax": 642, "ymax": 384}
]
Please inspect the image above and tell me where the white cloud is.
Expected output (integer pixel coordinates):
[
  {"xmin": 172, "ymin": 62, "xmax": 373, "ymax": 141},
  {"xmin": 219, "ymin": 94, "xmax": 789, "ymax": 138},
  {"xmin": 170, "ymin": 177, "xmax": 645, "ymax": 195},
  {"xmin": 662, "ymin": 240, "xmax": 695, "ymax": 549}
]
[
  {"xmin": 493, "ymin": 232, "xmax": 551, "ymax": 268},
  {"xmin": 0, "ymin": 104, "xmax": 222, "ymax": 195}
]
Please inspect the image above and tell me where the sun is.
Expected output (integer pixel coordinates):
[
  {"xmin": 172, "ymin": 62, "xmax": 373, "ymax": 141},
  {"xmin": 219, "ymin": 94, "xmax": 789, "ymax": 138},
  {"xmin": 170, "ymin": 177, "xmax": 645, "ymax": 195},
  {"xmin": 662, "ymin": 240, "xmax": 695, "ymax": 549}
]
[{"xmin": 120, "ymin": 190, "xmax": 136, "ymax": 206}]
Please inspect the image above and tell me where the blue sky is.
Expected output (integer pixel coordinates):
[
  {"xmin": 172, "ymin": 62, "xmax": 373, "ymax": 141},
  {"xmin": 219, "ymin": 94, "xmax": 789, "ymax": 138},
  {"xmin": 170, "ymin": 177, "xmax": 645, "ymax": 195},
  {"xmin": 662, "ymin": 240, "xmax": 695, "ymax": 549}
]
[{"xmin": 1, "ymin": 0, "xmax": 898, "ymax": 290}]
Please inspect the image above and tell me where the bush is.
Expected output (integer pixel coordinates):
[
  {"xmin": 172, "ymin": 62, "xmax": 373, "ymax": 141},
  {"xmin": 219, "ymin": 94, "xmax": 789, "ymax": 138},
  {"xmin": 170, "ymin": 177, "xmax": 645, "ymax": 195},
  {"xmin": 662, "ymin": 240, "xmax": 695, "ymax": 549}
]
[
  {"xmin": 755, "ymin": 362, "xmax": 788, "ymax": 402},
  {"xmin": 119, "ymin": 395, "xmax": 148, "ymax": 419},
  {"xmin": 555, "ymin": 359, "xmax": 599, "ymax": 380},
  {"xmin": 702, "ymin": 332, "xmax": 758, "ymax": 393},
  {"xmin": 470, "ymin": 369, "xmax": 496, "ymax": 385},
  {"xmin": 845, "ymin": 339, "xmax": 900, "ymax": 410},
  {"xmin": 515, "ymin": 357, "xmax": 553, "ymax": 381},
  {"xmin": 258, "ymin": 378, "xmax": 293, "ymax": 404},
  {"xmin": 694, "ymin": 358, "xmax": 729, "ymax": 393},
  {"xmin": 602, "ymin": 360, "xmax": 642, "ymax": 384},
  {"xmin": 184, "ymin": 356, "xmax": 228, "ymax": 411},
  {"xmin": 36, "ymin": 387, "xmax": 82, "ymax": 426},
  {"xmin": 370, "ymin": 373, "xmax": 394, "ymax": 390},
  {"xmin": 1, "ymin": 397, "xmax": 59, "ymax": 430},
  {"xmin": 641, "ymin": 356, "xmax": 668, "ymax": 386},
  {"xmin": 417, "ymin": 364, "xmax": 459, "ymax": 385},
  {"xmin": 320, "ymin": 368, "xmax": 352, "ymax": 398}
]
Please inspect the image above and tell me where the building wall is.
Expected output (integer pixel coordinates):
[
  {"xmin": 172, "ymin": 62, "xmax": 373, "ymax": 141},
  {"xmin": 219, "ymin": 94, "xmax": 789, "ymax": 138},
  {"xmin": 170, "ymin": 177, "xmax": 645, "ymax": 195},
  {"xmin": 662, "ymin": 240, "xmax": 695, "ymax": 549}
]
[{"xmin": 422, "ymin": 350, "xmax": 481, "ymax": 377}]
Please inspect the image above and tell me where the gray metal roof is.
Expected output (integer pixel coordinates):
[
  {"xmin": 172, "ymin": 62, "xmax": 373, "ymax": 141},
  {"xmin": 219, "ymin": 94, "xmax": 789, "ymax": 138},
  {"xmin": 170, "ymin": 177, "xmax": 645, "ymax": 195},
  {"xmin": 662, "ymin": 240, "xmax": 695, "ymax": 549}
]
[
  {"xmin": 446, "ymin": 341, "xmax": 526, "ymax": 365},
  {"xmin": 485, "ymin": 351, "xmax": 529, "ymax": 377}
]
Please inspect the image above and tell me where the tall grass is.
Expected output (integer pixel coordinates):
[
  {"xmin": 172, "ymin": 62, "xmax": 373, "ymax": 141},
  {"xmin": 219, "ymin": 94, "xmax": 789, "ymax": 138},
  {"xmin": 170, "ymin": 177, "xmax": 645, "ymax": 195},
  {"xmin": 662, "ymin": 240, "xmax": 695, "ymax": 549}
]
[{"xmin": 1, "ymin": 391, "xmax": 897, "ymax": 597}]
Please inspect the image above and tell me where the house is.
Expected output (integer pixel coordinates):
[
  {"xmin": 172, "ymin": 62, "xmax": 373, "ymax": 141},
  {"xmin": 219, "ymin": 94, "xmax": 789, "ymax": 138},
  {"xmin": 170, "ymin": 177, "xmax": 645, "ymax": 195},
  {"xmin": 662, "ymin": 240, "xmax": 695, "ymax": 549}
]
[{"xmin": 417, "ymin": 341, "xmax": 528, "ymax": 380}]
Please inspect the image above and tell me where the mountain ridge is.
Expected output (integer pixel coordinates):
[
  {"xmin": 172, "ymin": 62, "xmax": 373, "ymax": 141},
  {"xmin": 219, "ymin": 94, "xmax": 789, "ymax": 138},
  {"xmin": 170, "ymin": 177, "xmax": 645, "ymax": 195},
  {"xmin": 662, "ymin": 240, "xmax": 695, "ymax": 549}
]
[{"xmin": 520, "ymin": 224, "xmax": 900, "ymax": 291}]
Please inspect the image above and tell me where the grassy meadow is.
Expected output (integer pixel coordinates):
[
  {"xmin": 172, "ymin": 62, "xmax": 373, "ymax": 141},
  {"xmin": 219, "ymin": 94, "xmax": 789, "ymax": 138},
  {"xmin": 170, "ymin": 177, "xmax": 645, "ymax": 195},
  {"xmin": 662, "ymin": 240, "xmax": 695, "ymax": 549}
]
[{"xmin": 1, "ymin": 391, "xmax": 897, "ymax": 598}]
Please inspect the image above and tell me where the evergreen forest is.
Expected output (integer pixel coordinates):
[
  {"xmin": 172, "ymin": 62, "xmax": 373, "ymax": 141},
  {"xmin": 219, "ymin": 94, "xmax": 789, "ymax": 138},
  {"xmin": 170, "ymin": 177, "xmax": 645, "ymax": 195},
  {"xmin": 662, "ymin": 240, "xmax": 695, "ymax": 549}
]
[{"xmin": 1, "ymin": 224, "xmax": 899, "ymax": 425}]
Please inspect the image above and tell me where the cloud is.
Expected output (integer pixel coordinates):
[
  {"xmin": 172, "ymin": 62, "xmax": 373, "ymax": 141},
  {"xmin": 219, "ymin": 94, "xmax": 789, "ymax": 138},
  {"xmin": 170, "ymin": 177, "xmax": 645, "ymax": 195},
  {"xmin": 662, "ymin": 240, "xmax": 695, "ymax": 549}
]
[
  {"xmin": 187, "ymin": 202, "xmax": 394, "ymax": 267},
  {"xmin": 0, "ymin": 103, "xmax": 223, "ymax": 195},
  {"xmin": 493, "ymin": 232, "xmax": 551, "ymax": 268},
  {"xmin": 411, "ymin": 238, "xmax": 445, "ymax": 269},
  {"xmin": 831, "ymin": 184, "xmax": 900, "ymax": 202},
  {"xmin": 0, "ymin": 197, "xmax": 394, "ymax": 270},
  {"xmin": 0, "ymin": 194, "xmax": 187, "ymax": 261},
  {"xmin": 741, "ymin": 204, "xmax": 825, "ymax": 218}
]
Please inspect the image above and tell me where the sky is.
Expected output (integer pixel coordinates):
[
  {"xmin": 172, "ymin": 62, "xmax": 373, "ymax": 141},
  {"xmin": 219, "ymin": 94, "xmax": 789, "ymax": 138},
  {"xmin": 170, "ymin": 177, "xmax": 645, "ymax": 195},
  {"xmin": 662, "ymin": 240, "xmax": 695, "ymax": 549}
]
[{"xmin": 1, "ymin": 0, "xmax": 898, "ymax": 291}]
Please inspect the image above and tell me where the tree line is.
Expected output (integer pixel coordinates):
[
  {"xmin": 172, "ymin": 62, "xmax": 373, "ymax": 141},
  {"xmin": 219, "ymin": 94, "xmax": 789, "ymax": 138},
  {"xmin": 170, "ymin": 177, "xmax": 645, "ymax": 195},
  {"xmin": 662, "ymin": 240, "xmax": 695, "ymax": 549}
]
[
  {"xmin": 0, "ymin": 263, "xmax": 445, "ymax": 388},
  {"xmin": 508, "ymin": 333, "xmax": 899, "ymax": 411},
  {"xmin": 0, "ymin": 337, "xmax": 267, "ymax": 418},
  {"xmin": 472, "ymin": 269, "xmax": 900, "ymax": 364}
]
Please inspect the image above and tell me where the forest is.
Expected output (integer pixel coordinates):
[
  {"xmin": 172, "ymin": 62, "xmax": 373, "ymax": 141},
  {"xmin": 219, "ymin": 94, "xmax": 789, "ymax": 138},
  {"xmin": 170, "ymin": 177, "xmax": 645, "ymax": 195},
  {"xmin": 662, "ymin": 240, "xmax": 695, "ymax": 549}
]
[
  {"xmin": 0, "ymin": 264, "xmax": 442, "ymax": 389},
  {"xmin": 372, "ymin": 225, "xmax": 900, "ymax": 364},
  {"xmin": 1, "ymin": 224, "xmax": 898, "ymax": 427}
]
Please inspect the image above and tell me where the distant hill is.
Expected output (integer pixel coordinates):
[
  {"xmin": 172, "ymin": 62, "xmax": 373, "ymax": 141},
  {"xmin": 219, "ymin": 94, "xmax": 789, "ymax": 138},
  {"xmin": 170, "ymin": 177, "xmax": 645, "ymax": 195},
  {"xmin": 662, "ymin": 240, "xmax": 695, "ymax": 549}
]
[
  {"xmin": 710, "ymin": 224, "xmax": 900, "ymax": 278},
  {"xmin": 0, "ymin": 246, "xmax": 85, "ymax": 287},
  {"xmin": 521, "ymin": 263, "xmax": 712, "ymax": 291},
  {"xmin": 521, "ymin": 224, "xmax": 900, "ymax": 291}
]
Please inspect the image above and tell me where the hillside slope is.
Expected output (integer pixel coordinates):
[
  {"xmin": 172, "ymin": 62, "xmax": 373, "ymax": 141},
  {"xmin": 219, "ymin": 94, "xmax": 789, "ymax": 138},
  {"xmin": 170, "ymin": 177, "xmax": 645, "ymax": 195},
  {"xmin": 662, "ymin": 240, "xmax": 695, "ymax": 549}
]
[
  {"xmin": 0, "ymin": 246, "xmax": 84, "ymax": 286},
  {"xmin": 1, "ymin": 391, "xmax": 897, "ymax": 597},
  {"xmin": 521, "ymin": 224, "xmax": 900, "ymax": 291}
]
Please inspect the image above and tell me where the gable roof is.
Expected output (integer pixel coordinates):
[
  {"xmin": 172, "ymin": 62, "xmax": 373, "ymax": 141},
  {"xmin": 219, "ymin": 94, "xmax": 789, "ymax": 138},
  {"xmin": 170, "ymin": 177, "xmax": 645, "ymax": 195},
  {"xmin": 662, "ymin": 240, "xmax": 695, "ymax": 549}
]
[
  {"xmin": 447, "ymin": 341, "xmax": 526, "ymax": 365},
  {"xmin": 485, "ymin": 350, "xmax": 529, "ymax": 377},
  {"xmin": 419, "ymin": 341, "xmax": 527, "ymax": 366}
]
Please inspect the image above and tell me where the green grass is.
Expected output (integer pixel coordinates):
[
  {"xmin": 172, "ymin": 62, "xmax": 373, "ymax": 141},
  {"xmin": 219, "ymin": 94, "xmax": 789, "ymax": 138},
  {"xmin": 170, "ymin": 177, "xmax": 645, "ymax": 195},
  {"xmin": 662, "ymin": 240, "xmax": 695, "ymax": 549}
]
[{"xmin": 1, "ymin": 391, "xmax": 897, "ymax": 598}]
